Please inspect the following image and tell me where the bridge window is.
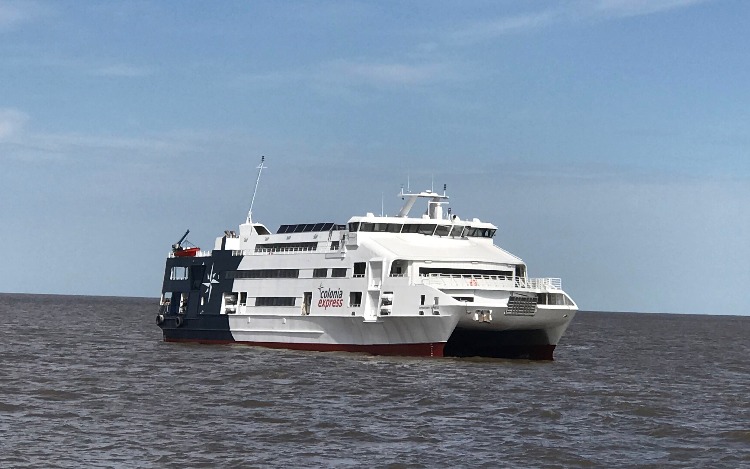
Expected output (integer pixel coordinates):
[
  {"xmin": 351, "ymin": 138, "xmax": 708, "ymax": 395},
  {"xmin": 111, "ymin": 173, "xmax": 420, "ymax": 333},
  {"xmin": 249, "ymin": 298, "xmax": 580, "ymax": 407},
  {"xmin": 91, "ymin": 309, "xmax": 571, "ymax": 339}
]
[
  {"xmin": 418, "ymin": 224, "xmax": 436, "ymax": 235},
  {"xmin": 450, "ymin": 225, "xmax": 466, "ymax": 237},
  {"xmin": 313, "ymin": 268, "xmax": 328, "ymax": 278},
  {"xmin": 466, "ymin": 228, "xmax": 497, "ymax": 238},
  {"xmin": 435, "ymin": 225, "xmax": 451, "ymax": 237}
]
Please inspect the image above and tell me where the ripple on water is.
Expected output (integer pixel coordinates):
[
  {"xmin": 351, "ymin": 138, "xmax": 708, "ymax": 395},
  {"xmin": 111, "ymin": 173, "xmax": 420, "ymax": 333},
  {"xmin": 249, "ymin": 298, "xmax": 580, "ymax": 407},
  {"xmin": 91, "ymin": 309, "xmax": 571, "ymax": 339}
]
[{"xmin": 1, "ymin": 298, "xmax": 749, "ymax": 468}]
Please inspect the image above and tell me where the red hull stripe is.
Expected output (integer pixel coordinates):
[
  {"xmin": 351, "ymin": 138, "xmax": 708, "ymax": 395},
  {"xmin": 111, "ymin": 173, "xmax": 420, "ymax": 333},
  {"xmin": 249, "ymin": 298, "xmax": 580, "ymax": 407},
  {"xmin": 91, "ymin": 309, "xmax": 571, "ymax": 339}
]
[{"xmin": 164, "ymin": 337, "xmax": 446, "ymax": 357}]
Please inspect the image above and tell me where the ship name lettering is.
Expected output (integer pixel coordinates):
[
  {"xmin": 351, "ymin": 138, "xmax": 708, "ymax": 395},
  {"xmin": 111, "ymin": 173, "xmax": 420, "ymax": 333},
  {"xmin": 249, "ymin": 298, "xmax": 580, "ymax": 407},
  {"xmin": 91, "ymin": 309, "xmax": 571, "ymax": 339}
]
[{"xmin": 318, "ymin": 288, "xmax": 344, "ymax": 309}]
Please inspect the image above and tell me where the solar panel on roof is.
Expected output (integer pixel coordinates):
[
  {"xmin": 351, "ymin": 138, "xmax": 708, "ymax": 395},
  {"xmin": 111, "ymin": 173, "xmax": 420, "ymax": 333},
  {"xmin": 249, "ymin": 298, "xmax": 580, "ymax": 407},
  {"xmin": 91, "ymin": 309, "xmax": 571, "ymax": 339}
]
[{"xmin": 275, "ymin": 222, "xmax": 345, "ymax": 233}]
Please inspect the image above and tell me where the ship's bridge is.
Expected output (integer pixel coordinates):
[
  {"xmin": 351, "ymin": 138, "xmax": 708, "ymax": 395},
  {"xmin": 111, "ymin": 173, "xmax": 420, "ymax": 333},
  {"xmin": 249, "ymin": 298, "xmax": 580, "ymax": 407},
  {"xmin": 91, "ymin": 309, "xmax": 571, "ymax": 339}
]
[
  {"xmin": 347, "ymin": 187, "xmax": 497, "ymax": 238},
  {"xmin": 347, "ymin": 215, "xmax": 496, "ymax": 239}
]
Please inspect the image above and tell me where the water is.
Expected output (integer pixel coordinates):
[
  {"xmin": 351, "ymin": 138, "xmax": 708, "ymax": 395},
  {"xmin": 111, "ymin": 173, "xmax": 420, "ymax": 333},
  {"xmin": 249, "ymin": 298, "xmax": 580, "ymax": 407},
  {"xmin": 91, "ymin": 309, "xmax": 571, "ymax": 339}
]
[{"xmin": 1, "ymin": 293, "xmax": 748, "ymax": 468}]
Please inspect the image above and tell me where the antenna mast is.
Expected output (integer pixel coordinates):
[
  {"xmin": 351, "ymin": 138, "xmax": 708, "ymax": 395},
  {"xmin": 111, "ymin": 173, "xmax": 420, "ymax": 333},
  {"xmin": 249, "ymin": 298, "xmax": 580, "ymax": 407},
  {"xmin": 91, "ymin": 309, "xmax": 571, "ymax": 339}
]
[{"xmin": 247, "ymin": 155, "xmax": 267, "ymax": 223}]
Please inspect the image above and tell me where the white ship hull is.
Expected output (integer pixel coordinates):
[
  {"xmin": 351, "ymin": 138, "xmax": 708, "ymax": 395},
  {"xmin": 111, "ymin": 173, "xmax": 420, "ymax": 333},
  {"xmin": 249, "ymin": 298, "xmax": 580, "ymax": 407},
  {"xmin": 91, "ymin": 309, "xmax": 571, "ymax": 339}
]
[{"xmin": 157, "ymin": 175, "xmax": 578, "ymax": 359}]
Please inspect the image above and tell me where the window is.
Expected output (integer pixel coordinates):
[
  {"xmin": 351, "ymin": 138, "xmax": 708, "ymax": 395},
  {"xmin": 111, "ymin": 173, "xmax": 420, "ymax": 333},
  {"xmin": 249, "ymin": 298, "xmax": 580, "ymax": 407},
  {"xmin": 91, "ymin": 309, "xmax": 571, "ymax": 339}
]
[
  {"xmin": 360, "ymin": 222, "xmax": 374, "ymax": 232},
  {"xmin": 549, "ymin": 294, "xmax": 565, "ymax": 306},
  {"xmin": 349, "ymin": 292, "xmax": 362, "ymax": 307},
  {"xmin": 386, "ymin": 223, "xmax": 402, "ymax": 233},
  {"xmin": 390, "ymin": 261, "xmax": 404, "ymax": 276},
  {"xmin": 418, "ymin": 224, "xmax": 436, "ymax": 235},
  {"xmin": 170, "ymin": 266, "xmax": 188, "ymax": 280},
  {"xmin": 254, "ymin": 242, "xmax": 317, "ymax": 253},
  {"xmin": 226, "ymin": 269, "xmax": 300, "ymax": 279},
  {"xmin": 313, "ymin": 268, "xmax": 328, "ymax": 278},
  {"xmin": 253, "ymin": 225, "xmax": 270, "ymax": 235},
  {"xmin": 381, "ymin": 292, "xmax": 393, "ymax": 306},
  {"xmin": 277, "ymin": 222, "xmax": 344, "ymax": 233},
  {"xmin": 402, "ymin": 224, "xmax": 420, "ymax": 233},
  {"xmin": 239, "ymin": 292, "xmax": 247, "ymax": 306},
  {"xmin": 434, "ymin": 225, "xmax": 451, "ymax": 237},
  {"xmin": 331, "ymin": 268, "xmax": 347, "ymax": 278},
  {"xmin": 353, "ymin": 262, "xmax": 366, "ymax": 277},
  {"xmin": 450, "ymin": 225, "xmax": 466, "ymax": 237},
  {"xmin": 466, "ymin": 228, "xmax": 497, "ymax": 238},
  {"xmin": 223, "ymin": 292, "xmax": 238, "ymax": 314},
  {"xmin": 330, "ymin": 240, "xmax": 340, "ymax": 250},
  {"xmin": 348, "ymin": 222, "xmax": 360, "ymax": 232},
  {"xmin": 255, "ymin": 297, "xmax": 296, "ymax": 307},
  {"xmin": 420, "ymin": 295, "xmax": 425, "ymax": 306},
  {"xmin": 418, "ymin": 267, "xmax": 512, "ymax": 277}
]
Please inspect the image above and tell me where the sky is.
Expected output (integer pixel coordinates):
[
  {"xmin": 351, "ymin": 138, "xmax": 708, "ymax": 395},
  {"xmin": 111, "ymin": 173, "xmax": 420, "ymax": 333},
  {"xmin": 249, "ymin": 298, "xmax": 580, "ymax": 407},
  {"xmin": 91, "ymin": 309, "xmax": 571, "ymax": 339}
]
[{"xmin": 1, "ymin": 0, "xmax": 748, "ymax": 315}]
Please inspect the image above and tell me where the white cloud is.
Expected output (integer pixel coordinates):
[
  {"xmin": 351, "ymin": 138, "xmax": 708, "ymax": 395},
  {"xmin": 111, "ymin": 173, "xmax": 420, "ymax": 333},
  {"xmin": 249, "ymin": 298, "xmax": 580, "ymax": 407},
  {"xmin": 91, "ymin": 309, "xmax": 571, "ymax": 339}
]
[
  {"xmin": 0, "ymin": 0, "xmax": 48, "ymax": 31},
  {"xmin": 91, "ymin": 63, "xmax": 153, "ymax": 78},
  {"xmin": 0, "ymin": 108, "xmax": 28, "ymax": 141},
  {"xmin": 0, "ymin": 113, "xmax": 208, "ymax": 163},
  {"xmin": 592, "ymin": 0, "xmax": 711, "ymax": 18},
  {"xmin": 324, "ymin": 60, "xmax": 453, "ymax": 87},
  {"xmin": 449, "ymin": 10, "xmax": 560, "ymax": 45},
  {"xmin": 231, "ymin": 60, "xmax": 456, "ymax": 93},
  {"xmin": 447, "ymin": 0, "xmax": 713, "ymax": 44}
]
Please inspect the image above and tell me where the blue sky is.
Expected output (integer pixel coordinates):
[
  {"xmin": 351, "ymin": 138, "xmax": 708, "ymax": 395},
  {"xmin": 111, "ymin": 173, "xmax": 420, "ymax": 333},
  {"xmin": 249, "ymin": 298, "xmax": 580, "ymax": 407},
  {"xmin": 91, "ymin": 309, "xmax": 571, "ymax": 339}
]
[{"xmin": 1, "ymin": 0, "xmax": 748, "ymax": 315}]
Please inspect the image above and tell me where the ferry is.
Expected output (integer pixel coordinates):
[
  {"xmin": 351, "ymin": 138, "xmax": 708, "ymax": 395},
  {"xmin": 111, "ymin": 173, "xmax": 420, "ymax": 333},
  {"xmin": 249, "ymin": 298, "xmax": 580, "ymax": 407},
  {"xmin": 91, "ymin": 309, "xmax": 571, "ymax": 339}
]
[{"xmin": 156, "ymin": 158, "xmax": 577, "ymax": 359}]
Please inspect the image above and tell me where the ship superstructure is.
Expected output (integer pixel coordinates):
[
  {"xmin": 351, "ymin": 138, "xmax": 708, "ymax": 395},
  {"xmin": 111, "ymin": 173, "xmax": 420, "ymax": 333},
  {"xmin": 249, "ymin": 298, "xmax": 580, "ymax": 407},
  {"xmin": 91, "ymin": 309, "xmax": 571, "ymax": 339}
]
[{"xmin": 157, "ymin": 163, "xmax": 577, "ymax": 359}]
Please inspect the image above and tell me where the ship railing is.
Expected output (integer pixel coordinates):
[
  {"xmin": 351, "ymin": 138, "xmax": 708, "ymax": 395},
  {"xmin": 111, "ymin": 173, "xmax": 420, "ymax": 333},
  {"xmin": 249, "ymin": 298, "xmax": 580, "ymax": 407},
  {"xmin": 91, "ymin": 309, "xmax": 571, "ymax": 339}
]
[
  {"xmin": 227, "ymin": 247, "xmax": 319, "ymax": 256},
  {"xmin": 254, "ymin": 246, "xmax": 318, "ymax": 254},
  {"xmin": 421, "ymin": 273, "xmax": 562, "ymax": 291}
]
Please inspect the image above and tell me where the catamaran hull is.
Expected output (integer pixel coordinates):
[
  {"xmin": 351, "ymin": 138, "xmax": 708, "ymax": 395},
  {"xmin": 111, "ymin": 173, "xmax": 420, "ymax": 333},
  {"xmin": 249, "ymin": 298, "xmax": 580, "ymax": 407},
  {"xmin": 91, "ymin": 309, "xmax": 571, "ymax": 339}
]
[
  {"xmin": 159, "ymin": 308, "xmax": 573, "ymax": 359},
  {"xmin": 161, "ymin": 313, "xmax": 459, "ymax": 357}
]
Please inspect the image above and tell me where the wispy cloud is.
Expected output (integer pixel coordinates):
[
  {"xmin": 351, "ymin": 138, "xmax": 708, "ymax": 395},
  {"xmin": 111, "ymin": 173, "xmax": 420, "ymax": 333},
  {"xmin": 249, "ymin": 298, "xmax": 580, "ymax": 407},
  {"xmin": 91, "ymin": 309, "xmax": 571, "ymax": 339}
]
[
  {"xmin": 448, "ymin": 10, "xmax": 560, "ymax": 45},
  {"xmin": 0, "ymin": 109, "xmax": 207, "ymax": 163},
  {"xmin": 0, "ymin": 0, "xmax": 49, "ymax": 31},
  {"xmin": 232, "ymin": 59, "xmax": 457, "ymax": 94},
  {"xmin": 324, "ymin": 59, "xmax": 452, "ymax": 87},
  {"xmin": 448, "ymin": 0, "xmax": 713, "ymax": 44},
  {"xmin": 91, "ymin": 63, "xmax": 153, "ymax": 78},
  {"xmin": 0, "ymin": 108, "xmax": 28, "ymax": 141},
  {"xmin": 592, "ymin": 0, "xmax": 711, "ymax": 19}
]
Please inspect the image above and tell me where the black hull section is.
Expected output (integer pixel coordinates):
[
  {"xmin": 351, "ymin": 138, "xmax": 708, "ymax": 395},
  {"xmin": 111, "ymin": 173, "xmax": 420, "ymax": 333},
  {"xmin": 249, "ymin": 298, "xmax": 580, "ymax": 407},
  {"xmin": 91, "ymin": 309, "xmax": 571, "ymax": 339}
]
[
  {"xmin": 444, "ymin": 327, "xmax": 556, "ymax": 360},
  {"xmin": 159, "ymin": 315, "xmax": 234, "ymax": 343}
]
